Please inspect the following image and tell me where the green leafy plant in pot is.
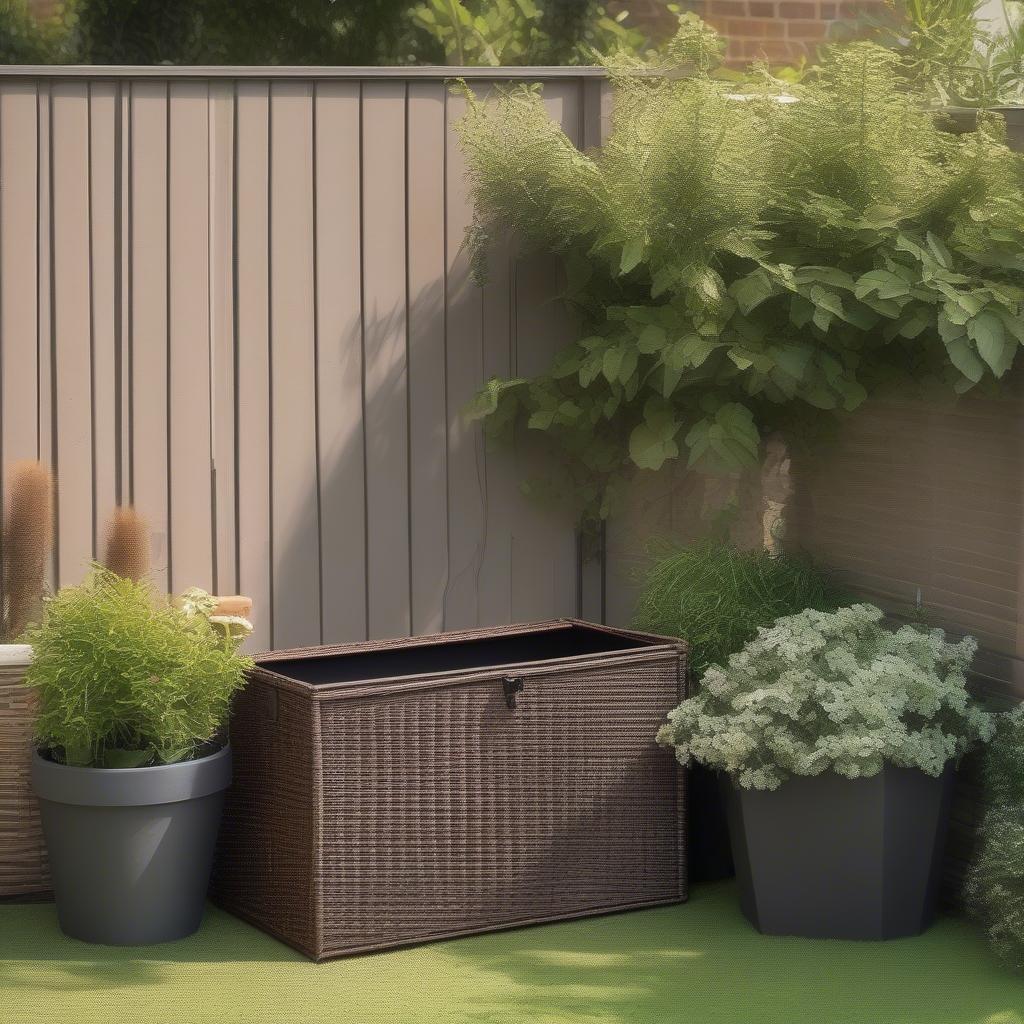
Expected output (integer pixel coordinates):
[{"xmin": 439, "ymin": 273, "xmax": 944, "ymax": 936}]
[
  {"xmin": 658, "ymin": 603, "xmax": 994, "ymax": 938},
  {"xmin": 27, "ymin": 568, "xmax": 252, "ymax": 945}
]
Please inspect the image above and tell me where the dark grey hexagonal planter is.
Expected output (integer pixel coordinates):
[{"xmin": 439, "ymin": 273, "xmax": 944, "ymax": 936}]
[{"xmin": 721, "ymin": 765, "xmax": 954, "ymax": 940}]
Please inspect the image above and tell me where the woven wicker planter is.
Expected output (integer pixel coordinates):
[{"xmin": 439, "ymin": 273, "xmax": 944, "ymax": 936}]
[
  {"xmin": 0, "ymin": 645, "xmax": 50, "ymax": 899},
  {"xmin": 211, "ymin": 618, "xmax": 687, "ymax": 960}
]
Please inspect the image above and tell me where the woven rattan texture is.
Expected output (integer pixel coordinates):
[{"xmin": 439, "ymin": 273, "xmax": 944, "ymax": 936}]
[
  {"xmin": 212, "ymin": 620, "xmax": 687, "ymax": 960},
  {"xmin": 0, "ymin": 663, "xmax": 49, "ymax": 898}
]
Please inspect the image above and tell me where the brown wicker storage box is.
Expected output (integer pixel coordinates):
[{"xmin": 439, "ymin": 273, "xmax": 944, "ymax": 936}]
[{"xmin": 211, "ymin": 618, "xmax": 687, "ymax": 960}]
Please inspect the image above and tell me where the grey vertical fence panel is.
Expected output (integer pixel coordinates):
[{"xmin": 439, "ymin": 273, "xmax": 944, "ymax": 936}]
[
  {"xmin": 234, "ymin": 81, "xmax": 272, "ymax": 651},
  {"xmin": 0, "ymin": 68, "xmax": 608, "ymax": 650}
]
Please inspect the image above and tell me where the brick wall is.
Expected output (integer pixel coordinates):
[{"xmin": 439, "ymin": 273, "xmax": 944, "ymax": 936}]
[
  {"xmin": 26, "ymin": 0, "xmax": 59, "ymax": 19},
  {"xmin": 619, "ymin": 0, "xmax": 883, "ymax": 65}
]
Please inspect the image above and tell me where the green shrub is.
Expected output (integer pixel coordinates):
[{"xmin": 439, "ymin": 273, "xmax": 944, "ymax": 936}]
[
  {"xmin": 965, "ymin": 706, "xmax": 1024, "ymax": 969},
  {"xmin": 25, "ymin": 568, "xmax": 252, "ymax": 768},
  {"xmin": 409, "ymin": 0, "xmax": 647, "ymax": 66},
  {"xmin": 965, "ymin": 802, "xmax": 1024, "ymax": 969},
  {"xmin": 657, "ymin": 603, "xmax": 995, "ymax": 790},
  {"xmin": 632, "ymin": 542, "xmax": 846, "ymax": 675},
  {"xmin": 457, "ymin": 17, "xmax": 1024, "ymax": 523},
  {"xmin": 0, "ymin": 0, "xmax": 70, "ymax": 63}
]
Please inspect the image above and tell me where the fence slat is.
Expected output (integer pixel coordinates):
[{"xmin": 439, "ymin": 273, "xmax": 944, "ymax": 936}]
[
  {"xmin": 442, "ymin": 87, "xmax": 484, "ymax": 631},
  {"xmin": 314, "ymin": 81, "xmax": 366, "ymax": 644},
  {"xmin": 88, "ymin": 82, "xmax": 118, "ymax": 559},
  {"xmin": 235, "ymin": 82, "xmax": 272, "ymax": 650},
  {"xmin": 0, "ymin": 83, "xmax": 40, "ymax": 469},
  {"xmin": 50, "ymin": 83, "xmax": 94, "ymax": 586},
  {"xmin": 407, "ymin": 82, "xmax": 448, "ymax": 636},
  {"xmin": 209, "ymin": 81, "xmax": 236, "ymax": 596},
  {"xmin": 36, "ymin": 85, "xmax": 54, "ymax": 591},
  {"xmin": 362, "ymin": 81, "xmax": 410, "ymax": 640},
  {"xmin": 507, "ymin": 82, "xmax": 581, "ymax": 622},
  {"xmin": 129, "ymin": 81, "xmax": 169, "ymax": 592},
  {"xmin": 269, "ymin": 82, "xmax": 320, "ymax": 649},
  {"xmin": 168, "ymin": 81, "xmax": 213, "ymax": 593}
]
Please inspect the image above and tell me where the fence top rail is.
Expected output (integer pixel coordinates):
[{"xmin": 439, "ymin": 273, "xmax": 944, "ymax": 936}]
[{"xmin": 0, "ymin": 64, "xmax": 609, "ymax": 81}]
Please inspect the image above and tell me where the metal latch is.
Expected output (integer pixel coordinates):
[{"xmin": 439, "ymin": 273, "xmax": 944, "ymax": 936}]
[{"xmin": 502, "ymin": 675, "xmax": 525, "ymax": 710}]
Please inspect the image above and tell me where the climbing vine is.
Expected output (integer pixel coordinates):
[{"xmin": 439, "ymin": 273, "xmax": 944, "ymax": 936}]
[{"xmin": 456, "ymin": 17, "xmax": 1024, "ymax": 524}]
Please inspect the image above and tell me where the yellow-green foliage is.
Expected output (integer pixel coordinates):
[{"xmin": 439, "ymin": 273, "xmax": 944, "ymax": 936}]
[
  {"xmin": 26, "ymin": 568, "xmax": 252, "ymax": 768},
  {"xmin": 965, "ymin": 706, "xmax": 1024, "ymax": 969},
  {"xmin": 457, "ymin": 19, "xmax": 1024, "ymax": 522}
]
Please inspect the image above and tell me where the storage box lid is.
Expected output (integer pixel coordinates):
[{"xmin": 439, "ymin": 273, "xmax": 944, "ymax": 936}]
[{"xmin": 251, "ymin": 618, "xmax": 685, "ymax": 695}]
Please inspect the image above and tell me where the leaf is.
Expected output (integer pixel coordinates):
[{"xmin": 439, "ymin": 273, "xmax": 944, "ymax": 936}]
[
  {"xmin": 937, "ymin": 310, "xmax": 966, "ymax": 343},
  {"xmin": 968, "ymin": 312, "xmax": 1011, "ymax": 377},
  {"xmin": 854, "ymin": 269, "xmax": 910, "ymax": 301},
  {"xmin": 527, "ymin": 409, "xmax": 555, "ymax": 430},
  {"xmin": 926, "ymin": 232, "xmax": 953, "ymax": 270},
  {"xmin": 156, "ymin": 748, "xmax": 192, "ymax": 765},
  {"xmin": 835, "ymin": 378, "xmax": 868, "ymax": 412},
  {"xmin": 795, "ymin": 266, "xmax": 857, "ymax": 290},
  {"xmin": 680, "ymin": 335, "xmax": 718, "ymax": 367},
  {"xmin": 771, "ymin": 344, "xmax": 812, "ymax": 381},
  {"xmin": 629, "ymin": 398, "xmax": 680, "ymax": 471},
  {"xmin": 685, "ymin": 403, "xmax": 759, "ymax": 471},
  {"xmin": 729, "ymin": 270, "xmax": 776, "ymax": 315},
  {"xmin": 104, "ymin": 748, "xmax": 153, "ymax": 769},
  {"xmin": 943, "ymin": 336, "xmax": 985, "ymax": 384},
  {"xmin": 602, "ymin": 347, "xmax": 623, "ymax": 384},
  {"xmin": 998, "ymin": 310, "xmax": 1024, "ymax": 345},
  {"xmin": 629, "ymin": 423, "xmax": 679, "ymax": 470},
  {"xmin": 464, "ymin": 377, "xmax": 510, "ymax": 421},
  {"xmin": 620, "ymin": 238, "xmax": 644, "ymax": 275},
  {"xmin": 637, "ymin": 323, "xmax": 666, "ymax": 354},
  {"xmin": 808, "ymin": 285, "xmax": 845, "ymax": 318},
  {"xmin": 790, "ymin": 295, "xmax": 815, "ymax": 328},
  {"xmin": 618, "ymin": 347, "xmax": 639, "ymax": 384},
  {"xmin": 63, "ymin": 742, "xmax": 93, "ymax": 767},
  {"xmin": 802, "ymin": 387, "xmax": 838, "ymax": 410}
]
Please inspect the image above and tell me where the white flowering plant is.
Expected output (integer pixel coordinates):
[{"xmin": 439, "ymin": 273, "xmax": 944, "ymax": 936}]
[{"xmin": 657, "ymin": 603, "xmax": 995, "ymax": 791}]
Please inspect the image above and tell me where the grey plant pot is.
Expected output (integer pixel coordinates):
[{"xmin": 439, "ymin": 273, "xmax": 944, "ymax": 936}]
[
  {"xmin": 31, "ymin": 744, "xmax": 231, "ymax": 945},
  {"xmin": 721, "ymin": 764, "xmax": 954, "ymax": 940},
  {"xmin": 941, "ymin": 105, "xmax": 1024, "ymax": 152}
]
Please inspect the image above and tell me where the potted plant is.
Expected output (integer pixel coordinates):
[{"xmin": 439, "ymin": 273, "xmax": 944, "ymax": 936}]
[
  {"xmin": 658, "ymin": 603, "xmax": 995, "ymax": 939},
  {"xmin": 856, "ymin": 0, "xmax": 1024, "ymax": 148},
  {"xmin": 633, "ymin": 540, "xmax": 846, "ymax": 881},
  {"xmin": 26, "ymin": 568, "xmax": 252, "ymax": 945}
]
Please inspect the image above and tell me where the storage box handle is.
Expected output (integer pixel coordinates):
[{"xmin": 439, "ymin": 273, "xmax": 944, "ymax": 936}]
[{"xmin": 502, "ymin": 675, "xmax": 525, "ymax": 710}]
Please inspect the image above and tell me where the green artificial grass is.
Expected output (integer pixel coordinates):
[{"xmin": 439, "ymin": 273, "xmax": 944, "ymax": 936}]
[{"xmin": 1, "ymin": 882, "xmax": 1021, "ymax": 1024}]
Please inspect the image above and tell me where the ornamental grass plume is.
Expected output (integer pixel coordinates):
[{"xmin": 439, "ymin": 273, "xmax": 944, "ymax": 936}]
[
  {"xmin": 3, "ymin": 460, "xmax": 54, "ymax": 641},
  {"xmin": 103, "ymin": 506, "xmax": 151, "ymax": 582}
]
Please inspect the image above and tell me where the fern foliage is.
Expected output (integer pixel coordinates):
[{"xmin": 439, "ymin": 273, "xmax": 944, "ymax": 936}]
[{"xmin": 457, "ymin": 18, "xmax": 1024, "ymax": 522}]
